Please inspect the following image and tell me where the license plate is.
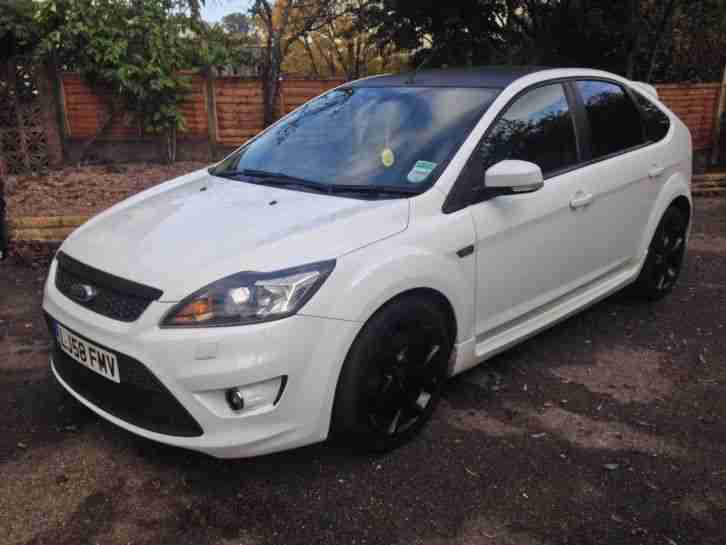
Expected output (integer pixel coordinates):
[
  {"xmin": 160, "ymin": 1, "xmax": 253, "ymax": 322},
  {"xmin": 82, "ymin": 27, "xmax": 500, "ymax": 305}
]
[{"xmin": 56, "ymin": 323, "xmax": 121, "ymax": 383}]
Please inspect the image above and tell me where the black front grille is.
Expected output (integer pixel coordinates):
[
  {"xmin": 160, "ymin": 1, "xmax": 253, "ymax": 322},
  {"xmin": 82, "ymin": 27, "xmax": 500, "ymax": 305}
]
[
  {"xmin": 48, "ymin": 318, "xmax": 203, "ymax": 437},
  {"xmin": 55, "ymin": 252, "xmax": 163, "ymax": 322}
]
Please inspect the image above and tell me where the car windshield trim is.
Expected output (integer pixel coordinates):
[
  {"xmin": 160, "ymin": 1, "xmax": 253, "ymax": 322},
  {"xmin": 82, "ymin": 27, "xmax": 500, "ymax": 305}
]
[{"xmin": 212, "ymin": 169, "xmax": 330, "ymax": 193}]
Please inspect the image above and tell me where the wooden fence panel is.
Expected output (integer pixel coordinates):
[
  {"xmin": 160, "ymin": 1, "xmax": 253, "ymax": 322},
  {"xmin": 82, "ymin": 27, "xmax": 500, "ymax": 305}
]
[
  {"xmin": 279, "ymin": 78, "xmax": 345, "ymax": 115},
  {"xmin": 61, "ymin": 73, "xmax": 142, "ymax": 139},
  {"xmin": 61, "ymin": 72, "xmax": 209, "ymax": 140},
  {"xmin": 214, "ymin": 78, "xmax": 265, "ymax": 146}
]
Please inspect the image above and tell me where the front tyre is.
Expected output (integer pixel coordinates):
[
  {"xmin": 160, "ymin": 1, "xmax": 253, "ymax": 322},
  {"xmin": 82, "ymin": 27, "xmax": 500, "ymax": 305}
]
[
  {"xmin": 332, "ymin": 295, "xmax": 453, "ymax": 453},
  {"xmin": 632, "ymin": 205, "xmax": 688, "ymax": 300}
]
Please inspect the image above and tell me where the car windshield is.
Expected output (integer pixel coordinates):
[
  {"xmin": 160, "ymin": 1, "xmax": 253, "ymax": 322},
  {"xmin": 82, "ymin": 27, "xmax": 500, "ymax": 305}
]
[{"xmin": 210, "ymin": 86, "xmax": 499, "ymax": 194}]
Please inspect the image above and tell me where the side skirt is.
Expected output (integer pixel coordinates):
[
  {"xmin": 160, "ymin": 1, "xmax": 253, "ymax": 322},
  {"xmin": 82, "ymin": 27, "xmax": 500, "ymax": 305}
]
[{"xmin": 450, "ymin": 258, "xmax": 641, "ymax": 376}]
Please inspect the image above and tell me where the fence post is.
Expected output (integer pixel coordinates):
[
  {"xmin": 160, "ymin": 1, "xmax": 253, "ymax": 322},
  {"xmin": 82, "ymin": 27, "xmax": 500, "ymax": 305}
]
[
  {"xmin": 205, "ymin": 70, "xmax": 220, "ymax": 160},
  {"xmin": 711, "ymin": 66, "xmax": 726, "ymax": 166}
]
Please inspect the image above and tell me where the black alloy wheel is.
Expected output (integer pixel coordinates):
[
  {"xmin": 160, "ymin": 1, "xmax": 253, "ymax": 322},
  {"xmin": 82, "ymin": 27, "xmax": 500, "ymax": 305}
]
[
  {"xmin": 332, "ymin": 296, "xmax": 452, "ymax": 452},
  {"xmin": 632, "ymin": 205, "xmax": 688, "ymax": 300}
]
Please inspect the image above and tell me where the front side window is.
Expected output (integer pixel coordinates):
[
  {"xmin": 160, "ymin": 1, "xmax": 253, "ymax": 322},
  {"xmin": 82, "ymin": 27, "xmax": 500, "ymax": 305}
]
[
  {"xmin": 478, "ymin": 83, "xmax": 578, "ymax": 176},
  {"xmin": 633, "ymin": 92, "xmax": 670, "ymax": 143},
  {"xmin": 576, "ymin": 81, "xmax": 644, "ymax": 158},
  {"xmin": 211, "ymin": 86, "xmax": 498, "ymax": 192}
]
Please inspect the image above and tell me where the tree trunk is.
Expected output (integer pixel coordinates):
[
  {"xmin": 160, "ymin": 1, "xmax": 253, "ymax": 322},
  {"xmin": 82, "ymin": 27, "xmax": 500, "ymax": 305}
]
[
  {"xmin": 646, "ymin": 0, "xmax": 678, "ymax": 82},
  {"xmin": 165, "ymin": 127, "xmax": 177, "ymax": 163},
  {"xmin": 76, "ymin": 105, "xmax": 119, "ymax": 164},
  {"xmin": 262, "ymin": 62, "xmax": 281, "ymax": 127},
  {"xmin": 301, "ymin": 37, "xmax": 320, "ymax": 77},
  {"xmin": 624, "ymin": 0, "xmax": 642, "ymax": 79},
  {"xmin": 261, "ymin": 32, "xmax": 283, "ymax": 127},
  {"xmin": 36, "ymin": 61, "xmax": 65, "ymax": 168}
]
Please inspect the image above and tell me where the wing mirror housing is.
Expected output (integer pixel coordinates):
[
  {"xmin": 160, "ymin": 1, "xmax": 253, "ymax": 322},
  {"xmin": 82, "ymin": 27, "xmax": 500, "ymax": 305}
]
[{"xmin": 485, "ymin": 160, "xmax": 544, "ymax": 196}]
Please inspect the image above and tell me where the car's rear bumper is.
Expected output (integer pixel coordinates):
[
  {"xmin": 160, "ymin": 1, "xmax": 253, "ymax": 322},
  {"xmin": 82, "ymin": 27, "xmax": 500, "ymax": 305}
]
[{"xmin": 43, "ymin": 259, "xmax": 361, "ymax": 458}]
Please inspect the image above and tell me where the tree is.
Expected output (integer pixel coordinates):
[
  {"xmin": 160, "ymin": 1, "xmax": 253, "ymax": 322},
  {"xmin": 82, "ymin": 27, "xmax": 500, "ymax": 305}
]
[
  {"xmin": 222, "ymin": 12, "xmax": 253, "ymax": 35},
  {"xmin": 38, "ymin": 0, "xmax": 197, "ymax": 162},
  {"xmin": 0, "ymin": 0, "xmax": 43, "ymax": 61},
  {"xmin": 362, "ymin": 1, "xmax": 506, "ymax": 67},
  {"xmin": 250, "ymin": 0, "xmax": 337, "ymax": 125},
  {"xmin": 284, "ymin": 0, "xmax": 407, "ymax": 79},
  {"xmin": 363, "ymin": 0, "xmax": 724, "ymax": 83}
]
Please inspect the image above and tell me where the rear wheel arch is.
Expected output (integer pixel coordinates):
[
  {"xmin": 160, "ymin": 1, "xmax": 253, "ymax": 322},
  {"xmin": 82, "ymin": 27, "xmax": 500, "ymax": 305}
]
[{"xmin": 670, "ymin": 195, "xmax": 691, "ymax": 226}]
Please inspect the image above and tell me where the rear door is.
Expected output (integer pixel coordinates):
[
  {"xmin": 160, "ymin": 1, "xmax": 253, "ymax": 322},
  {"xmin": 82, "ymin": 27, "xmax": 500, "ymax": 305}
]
[{"xmin": 569, "ymin": 80, "xmax": 658, "ymax": 271}]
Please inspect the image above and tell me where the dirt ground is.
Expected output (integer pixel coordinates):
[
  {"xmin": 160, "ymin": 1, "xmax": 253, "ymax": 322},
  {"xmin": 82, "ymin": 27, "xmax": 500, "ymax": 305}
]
[
  {"xmin": 5, "ymin": 162, "xmax": 208, "ymax": 217},
  {"xmin": 1, "ymin": 199, "xmax": 726, "ymax": 545}
]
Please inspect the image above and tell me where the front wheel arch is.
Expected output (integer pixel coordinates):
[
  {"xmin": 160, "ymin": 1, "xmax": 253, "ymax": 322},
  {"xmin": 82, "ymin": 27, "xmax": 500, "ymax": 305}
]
[
  {"xmin": 330, "ymin": 292, "xmax": 455, "ymax": 451},
  {"xmin": 382, "ymin": 288, "xmax": 458, "ymax": 353}
]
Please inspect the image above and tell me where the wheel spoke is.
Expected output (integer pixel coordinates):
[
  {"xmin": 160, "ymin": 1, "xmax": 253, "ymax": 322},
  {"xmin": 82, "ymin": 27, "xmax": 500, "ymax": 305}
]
[
  {"xmin": 424, "ymin": 345, "xmax": 441, "ymax": 365},
  {"xmin": 387, "ymin": 409, "xmax": 402, "ymax": 435},
  {"xmin": 670, "ymin": 237, "xmax": 684, "ymax": 253},
  {"xmin": 412, "ymin": 391, "xmax": 431, "ymax": 412}
]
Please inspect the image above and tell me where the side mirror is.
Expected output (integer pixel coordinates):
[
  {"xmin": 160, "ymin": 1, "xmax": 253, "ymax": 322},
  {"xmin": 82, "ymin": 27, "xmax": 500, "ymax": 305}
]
[{"xmin": 485, "ymin": 160, "xmax": 544, "ymax": 195}]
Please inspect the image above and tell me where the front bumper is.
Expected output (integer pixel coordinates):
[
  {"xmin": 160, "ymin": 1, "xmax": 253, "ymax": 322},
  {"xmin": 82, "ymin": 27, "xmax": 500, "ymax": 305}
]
[{"xmin": 42, "ymin": 260, "xmax": 361, "ymax": 458}]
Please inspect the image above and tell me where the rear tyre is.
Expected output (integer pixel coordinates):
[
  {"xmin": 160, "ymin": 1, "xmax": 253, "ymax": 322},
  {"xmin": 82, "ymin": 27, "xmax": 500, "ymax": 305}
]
[
  {"xmin": 332, "ymin": 295, "xmax": 453, "ymax": 453},
  {"xmin": 631, "ymin": 206, "xmax": 688, "ymax": 300}
]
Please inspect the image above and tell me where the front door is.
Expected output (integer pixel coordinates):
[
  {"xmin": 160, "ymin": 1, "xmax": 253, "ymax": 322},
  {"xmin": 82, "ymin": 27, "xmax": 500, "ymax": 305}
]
[{"xmin": 461, "ymin": 83, "xmax": 597, "ymax": 342}]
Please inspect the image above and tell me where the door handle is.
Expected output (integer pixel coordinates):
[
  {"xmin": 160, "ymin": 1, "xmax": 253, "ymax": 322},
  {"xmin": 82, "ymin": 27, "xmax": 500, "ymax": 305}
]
[
  {"xmin": 648, "ymin": 165, "xmax": 665, "ymax": 179},
  {"xmin": 570, "ymin": 192, "xmax": 593, "ymax": 209}
]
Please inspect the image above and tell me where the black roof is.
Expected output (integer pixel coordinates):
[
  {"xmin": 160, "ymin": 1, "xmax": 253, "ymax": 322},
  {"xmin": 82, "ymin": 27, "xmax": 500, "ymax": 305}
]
[{"xmin": 350, "ymin": 66, "xmax": 552, "ymax": 89}]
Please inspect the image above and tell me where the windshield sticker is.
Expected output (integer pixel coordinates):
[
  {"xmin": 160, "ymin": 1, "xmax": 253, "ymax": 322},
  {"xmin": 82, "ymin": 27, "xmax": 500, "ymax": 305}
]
[
  {"xmin": 381, "ymin": 148, "xmax": 395, "ymax": 167},
  {"xmin": 407, "ymin": 161, "xmax": 438, "ymax": 183}
]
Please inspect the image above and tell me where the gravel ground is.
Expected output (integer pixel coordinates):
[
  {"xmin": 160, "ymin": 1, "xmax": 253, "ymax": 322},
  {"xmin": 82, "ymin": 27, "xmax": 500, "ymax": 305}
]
[
  {"xmin": 5, "ymin": 162, "xmax": 208, "ymax": 218},
  {"xmin": 1, "ymin": 199, "xmax": 726, "ymax": 545}
]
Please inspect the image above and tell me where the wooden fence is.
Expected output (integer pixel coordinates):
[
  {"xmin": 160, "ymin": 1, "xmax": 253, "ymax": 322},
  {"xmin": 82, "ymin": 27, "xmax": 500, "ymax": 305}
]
[
  {"xmin": 656, "ymin": 83, "xmax": 721, "ymax": 150},
  {"xmin": 59, "ymin": 72, "xmax": 345, "ymax": 153}
]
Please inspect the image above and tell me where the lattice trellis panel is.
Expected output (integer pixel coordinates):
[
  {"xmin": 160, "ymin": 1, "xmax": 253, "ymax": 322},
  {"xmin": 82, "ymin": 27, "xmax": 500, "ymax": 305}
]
[{"xmin": 0, "ymin": 59, "xmax": 49, "ymax": 174}]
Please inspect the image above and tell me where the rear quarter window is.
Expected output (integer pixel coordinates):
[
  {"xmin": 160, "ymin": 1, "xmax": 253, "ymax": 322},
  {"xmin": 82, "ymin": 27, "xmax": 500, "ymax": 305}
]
[{"xmin": 633, "ymin": 92, "xmax": 671, "ymax": 143}]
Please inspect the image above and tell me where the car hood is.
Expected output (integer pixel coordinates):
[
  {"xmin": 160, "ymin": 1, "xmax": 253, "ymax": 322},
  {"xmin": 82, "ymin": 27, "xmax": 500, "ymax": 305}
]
[{"xmin": 61, "ymin": 170, "xmax": 410, "ymax": 301}]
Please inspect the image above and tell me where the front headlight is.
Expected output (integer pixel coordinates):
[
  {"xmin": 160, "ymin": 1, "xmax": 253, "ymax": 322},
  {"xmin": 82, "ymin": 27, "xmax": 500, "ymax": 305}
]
[{"xmin": 161, "ymin": 260, "xmax": 336, "ymax": 327}]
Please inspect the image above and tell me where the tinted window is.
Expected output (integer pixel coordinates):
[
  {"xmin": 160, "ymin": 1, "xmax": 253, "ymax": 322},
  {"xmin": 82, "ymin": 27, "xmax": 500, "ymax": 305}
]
[
  {"xmin": 576, "ymin": 81, "xmax": 644, "ymax": 158},
  {"xmin": 211, "ymin": 86, "xmax": 498, "ymax": 189},
  {"xmin": 633, "ymin": 92, "xmax": 670, "ymax": 143},
  {"xmin": 479, "ymin": 84, "xmax": 578, "ymax": 176}
]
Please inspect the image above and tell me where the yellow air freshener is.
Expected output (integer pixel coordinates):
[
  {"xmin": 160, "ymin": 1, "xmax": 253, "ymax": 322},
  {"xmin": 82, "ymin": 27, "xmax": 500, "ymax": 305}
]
[{"xmin": 381, "ymin": 148, "xmax": 395, "ymax": 167}]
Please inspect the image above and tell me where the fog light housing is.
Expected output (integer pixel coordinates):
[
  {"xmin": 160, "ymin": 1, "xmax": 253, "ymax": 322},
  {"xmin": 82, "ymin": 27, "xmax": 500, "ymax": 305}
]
[{"xmin": 226, "ymin": 388, "xmax": 245, "ymax": 411}]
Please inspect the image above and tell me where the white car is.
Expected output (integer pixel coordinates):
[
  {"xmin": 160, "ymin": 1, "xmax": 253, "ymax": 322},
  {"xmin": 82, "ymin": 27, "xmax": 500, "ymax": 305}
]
[{"xmin": 42, "ymin": 67, "xmax": 692, "ymax": 457}]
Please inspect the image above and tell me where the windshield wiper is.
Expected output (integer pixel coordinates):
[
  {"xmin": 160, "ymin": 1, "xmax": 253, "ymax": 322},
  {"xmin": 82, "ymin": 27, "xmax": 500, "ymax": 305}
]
[
  {"xmin": 328, "ymin": 184, "xmax": 423, "ymax": 197},
  {"xmin": 212, "ymin": 169, "xmax": 331, "ymax": 194},
  {"xmin": 212, "ymin": 169, "xmax": 423, "ymax": 198}
]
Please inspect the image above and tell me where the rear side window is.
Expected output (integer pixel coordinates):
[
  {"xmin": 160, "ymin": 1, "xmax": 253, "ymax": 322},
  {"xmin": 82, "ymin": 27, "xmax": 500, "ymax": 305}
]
[
  {"xmin": 633, "ymin": 92, "xmax": 670, "ymax": 143},
  {"xmin": 576, "ymin": 81, "xmax": 644, "ymax": 158},
  {"xmin": 479, "ymin": 83, "xmax": 578, "ymax": 176}
]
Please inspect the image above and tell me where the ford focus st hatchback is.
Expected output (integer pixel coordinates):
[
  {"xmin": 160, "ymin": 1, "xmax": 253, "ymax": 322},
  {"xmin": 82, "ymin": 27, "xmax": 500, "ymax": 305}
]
[{"xmin": 43, "ymin": 67, "xmax": 692, "ymax": 457}]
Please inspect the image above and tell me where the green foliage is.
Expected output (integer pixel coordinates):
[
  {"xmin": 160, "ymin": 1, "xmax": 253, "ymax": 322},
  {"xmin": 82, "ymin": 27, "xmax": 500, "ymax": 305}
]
[
  {"xmin": 37, "ymin": 0, "xmax": 194, "ymax": 135},
  {"xmin": 0, "ymin": 0, "xmax": 45, "ymax": 60},
  {"xmin": 187, "ymin": 20, "xmax": 259, "ymax": 74},
  {"xmin": 221, "ymin": 12, "xmax": 252, "ymax": 35},
  {"xmin": 362, "ymin": 0, "xmax": 726, "ymax": 83}
]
